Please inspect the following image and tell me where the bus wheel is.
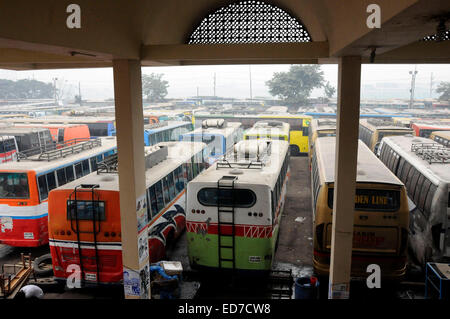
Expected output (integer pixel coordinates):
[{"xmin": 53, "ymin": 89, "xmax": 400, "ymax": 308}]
[
  {"xmin": 33, "ymin": 253, "xmax": 54, "ymax": 277},
  {"xmin": 289, "ymin": 145, "xmax": 300, "ymax": 156}
]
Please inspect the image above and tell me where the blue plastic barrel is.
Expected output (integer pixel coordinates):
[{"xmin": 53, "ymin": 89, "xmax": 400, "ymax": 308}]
[{"xmin": 295, "ymin": 277, "xmax": 319, "ymax": 299}]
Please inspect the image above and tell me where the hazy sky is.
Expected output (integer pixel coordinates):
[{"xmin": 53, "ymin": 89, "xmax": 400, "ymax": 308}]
[{"xmin": 0, "ymin": 64, "xmax": 449, "ymax": 101}]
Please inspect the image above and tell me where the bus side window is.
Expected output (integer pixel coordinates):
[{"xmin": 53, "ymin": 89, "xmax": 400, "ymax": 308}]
[
  {"xmin": 413, "ymin": 174, "xmax": 425, "ymax": 204},
  {"xmin": 57, "ymin": 168, "xmax": 66, "ymax": 187},
  {"xmin": 75, "ymin": 162, "xmax": 83, "ymax": 179},
  {"xmin": 424, "ymin": 184, "xmax": 437, "ymax": 218},
  {"xmin": 66, "ymin": 165, "xmax": 75, "ymax": 183},
  {"xmin": 408, "ymin": 169, "xmax": 421, "ymax": 199},
  {"xmin": 167, "ymin": 172, "xmax": 176, "ymax": 200},
  {"xmin": 37, "ymin": 175, "xmax": 48, "ymax": 201},
  {"xmin": 397, "ymin": 158, "xmax": 405, "ymax": 178},
  {"xmin": 90, "ymin": 157, "xmax": 98, "ymax": 172},
  {"xmin": 162, "ymin": 176, "xmax": 170, "ymax": 203},
  {"xmin": 146, "ymin": 188, "xmax": 151, "ymax": 221},
  {"xmin": 271, "ymin": 191, "xmax": 275, "ymax": 222},
  {"xmin": 174, "ymin": 166, "xmax": 183, "ymax": 194},
  {"xmin": 46, "ymin": 172, "xmax": 57, "ymax": 193},
  {"xmin": 82, "ymin": 159, "xmax": 90, "ymax": 176},
  {"xmin": 154, "ymin": 181, "xmax": 164, "ymax": 213},
  {"xmin": 418, "ymin": 178, "xmax": 432, "ymax": 212},
  {"xmin": 149, "ymin": 185, "xmax": 158, "ymax": 219}
]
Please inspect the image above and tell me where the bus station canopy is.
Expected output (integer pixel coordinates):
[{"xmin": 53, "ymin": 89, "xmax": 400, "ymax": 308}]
[{"xmin": 0, "ymin": 0, "xmax": 448, "ymax": 69}]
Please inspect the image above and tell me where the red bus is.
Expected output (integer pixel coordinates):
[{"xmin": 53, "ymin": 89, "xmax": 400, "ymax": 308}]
[{"xmin": 411, "ymin": 122, "xmax": 450, "ymax": 138}]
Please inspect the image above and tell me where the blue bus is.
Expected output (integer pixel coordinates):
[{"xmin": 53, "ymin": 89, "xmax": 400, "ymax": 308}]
[
  {"xmin": 144, "ymin": 121, "xmax": 193, "ymax": 146},
  {"xmin": 179, "ymin": 119, "xmax": 243, "ymax": 165}
]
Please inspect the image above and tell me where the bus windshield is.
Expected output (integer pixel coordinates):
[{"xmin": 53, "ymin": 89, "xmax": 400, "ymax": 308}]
[
  {"xmin": 0, "ymin": 172, "xmax": 30, "ymax": 199},
  {"xmin": 328, "ymin": 188, "xmax": 400, "ymax": 211}
]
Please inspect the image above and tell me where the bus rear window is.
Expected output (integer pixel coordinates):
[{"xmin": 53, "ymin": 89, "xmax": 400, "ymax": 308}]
[
  {"xmin": 197, "ymin": 188, "xmax": 256, "ymax": 208},
  {"xmin": 0, "ymin": 172, "xmax": 29, "ymax": 199},
  {"xmin": 327, "ymin": 188, "xmax": 400, "ymax": 211},
  {"xmin": 67, "ymin": 200, "xmax": 106, "ymax": 221}
]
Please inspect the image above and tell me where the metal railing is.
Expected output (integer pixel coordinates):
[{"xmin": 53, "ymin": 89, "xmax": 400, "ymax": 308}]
[
  {"xmin": 411, "ymin": 142, "xmax": 450, "ymax": 164},
  {"xmin": 97, "ymin": 153, "xmax": 118, "ymax": 174},
  {"xmin": 17, "ymin": 138, "xmax": 102, "ymax": 161}
]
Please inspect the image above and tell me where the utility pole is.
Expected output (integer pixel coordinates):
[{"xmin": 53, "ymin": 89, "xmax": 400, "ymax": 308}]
[
  {"xmin": 213, "ymin": 73, "xmax": 216, "ymax": 98},
  {"xmin": 197, "ymin": 86, "xmax": 199, "ymax": 98},
  {"xmin": 78, "ymin": 82, "xmax": 82, "ymax": 106},
  {"xmin": 53, "ymin": 77, "xmax": 58, "ymax": 106},
  {"xmin": 249, "ymin": 65, "xmax": 253, "ymax": 101},
  {"xmin": 409, "ymin": 66, "xmax": 418, "ymax": 109},
  {"xmin": 430, "ymin": 72, "xmax": 434, "ymax": 99}
]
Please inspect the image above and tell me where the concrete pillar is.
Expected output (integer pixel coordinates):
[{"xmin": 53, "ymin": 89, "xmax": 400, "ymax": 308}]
[
  {"xmin": 328, "ymin": 56, "xmax": 361, "ymax": 299},
  {"xmin": 113, "ymin": 60, "xmax": 151, "ymax": 299}
]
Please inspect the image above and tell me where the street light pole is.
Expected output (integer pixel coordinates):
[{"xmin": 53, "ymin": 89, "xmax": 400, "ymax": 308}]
[{"xmin": 409, "ymin": 66, "xmax": 418, "ymax": 109}]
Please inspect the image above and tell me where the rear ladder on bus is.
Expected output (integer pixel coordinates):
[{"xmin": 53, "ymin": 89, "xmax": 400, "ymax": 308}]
[
  {"xmin": 68, "ymin": 184, "xmax": 101, "ymax": 286},
  {"xmin": 217, "ymin": 176, "xmax": 237, "ymax": 270}
]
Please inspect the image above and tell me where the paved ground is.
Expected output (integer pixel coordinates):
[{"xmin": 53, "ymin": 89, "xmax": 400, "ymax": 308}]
[{"xmin": 273, "ymin": 156, "xmax": 313, "ymax": 278}]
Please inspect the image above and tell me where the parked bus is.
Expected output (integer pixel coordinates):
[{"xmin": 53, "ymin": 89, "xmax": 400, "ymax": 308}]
[
  {"xmin": 193, "ymin": 113, "xmax": 311, "ymax": 156},
  {"xmin": 430, "ymin": 131, "xmax": 450, "ymax": 147},
  {"xmin": 180, "ymin": 119, "xmax": 243, "ymax": 165},
  {"xmin": 0, "ymin": 127, "xmax": 54, "ymax": 156},
  {"xmin": 359, "ymin": 119, "xmax": 414, "ymax": 153},
  {"xmin": 308, "ymin": 119, "xmax": 336, "ymax": 161},
  {"xmin": 244, "ymin": 121, "xmax": 290, "ymax": 143},
  {"xmin": 186, "ymin": 139, "xmax": 290, "ymax": 274},
  {"xmin": 48, "ymin": 141, "xmax": 207, "ymax": 285},
  {"xmin": 15, "ymin": 124, "xmax": 91, "ymax": 144},
  {"xmin": 4, "ymin": 116, "xmax": 116, "ymax": 137},
  {"xmin": 0, "ymin": 136, "xmax": 18, "ymax": 163},
  {"xmin": 378, "ymin": 135, "xmax": 450, "ymax": 265},
  {"xmin": 0, "ymin": 137, "xmax": 117, "ymax": 247},
  {"xmin": 143, "ymin": 121, "xmax": 193, "ymax": 146},
  {"xmin": 411, "ymin": 122, "xmax": 450, "ymax": 138},
  {"xmin": 311, "ymin": 137, "xmax": 409, "ymax": 278}
]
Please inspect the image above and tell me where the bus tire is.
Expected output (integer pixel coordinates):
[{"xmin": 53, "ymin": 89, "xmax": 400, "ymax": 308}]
[
  {"xmin": 289, "ymin": 145, "xmax": 300, "ymax": 156},
  {"xmin": 33, "ymin": 253, "xmax": 54, "ymax": 277}
]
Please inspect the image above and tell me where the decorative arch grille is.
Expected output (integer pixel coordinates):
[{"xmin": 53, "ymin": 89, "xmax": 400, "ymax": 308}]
[
  {"xmin": 188, "ymin": 1, "xmax": 311, "ymax": 44},
  {"xmin": 422, "ymin": 30, "xmax": 450, "ymax": 41}
]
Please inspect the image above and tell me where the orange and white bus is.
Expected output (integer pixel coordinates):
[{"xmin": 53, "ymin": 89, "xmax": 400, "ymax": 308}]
[
  {"xmin": 0, "ymin": 137, "xmax": 117, "ymax": 247},
  {"xmin": 47, "ymin": 141, "xmax": 207, "ymax": 285}
]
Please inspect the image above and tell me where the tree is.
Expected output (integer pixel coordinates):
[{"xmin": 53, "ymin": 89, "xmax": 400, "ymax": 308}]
[
  {"xmin": 324, "ymin": 81, "xmax": 336, "ymax": 99},
  {"xmin": 0, "ymin": 79, "xmax": 54, "ymax": 99},
  {"xmin": 436, "ymin": 81, "xmax": 450, "ymax": 101},
  {"xmin": 266, "ymin": 65, "xmax": 324, "ymax": 109},
  {"xmin": 142, "ymin": 73, "xmax": 169, "ymax": 102}
]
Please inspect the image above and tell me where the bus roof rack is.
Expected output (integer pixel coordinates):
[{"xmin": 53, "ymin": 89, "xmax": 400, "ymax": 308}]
[
  {"xmin": 411, "ymin": 142, "xmax": 450, "ymax": 164},
  {"xmin": 366, "ymin": 118, "xmax": 398, "ymax": 127},
  {"xmin": 97, "ymin": 144, "xmax": 168, "ymax": 174},
  {"xmin": 97, "ymin": 153, "xmax": 118, "ymax": 174},
  {"xmin": 144, "ymin": 121, "xmax": 168, "ymax": 130},
  {"xmin": 17, "ymin": 138, "xmax": 102, "ymax": 162},
  {"xmin": 216, "ymin": 140, "xmax": 271, "ymax": 169}
]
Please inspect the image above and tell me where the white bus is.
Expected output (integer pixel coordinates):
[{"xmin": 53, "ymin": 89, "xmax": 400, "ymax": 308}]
[
  {"xmin": 186, "ymin": 139, "xmax": 290, "ymax": 274},
  {"xmin": 180, "ymin": 119, "xmax": 243, "ymax": 165},
  {"xmin": 378, "ymin": 135, "xmax": 450, "ymax": 265}
]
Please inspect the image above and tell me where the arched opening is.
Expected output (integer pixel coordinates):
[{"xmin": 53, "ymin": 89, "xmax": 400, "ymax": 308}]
[{"xmin": 188, "ymin": 0, "xmax": 311, "ymax": 44}]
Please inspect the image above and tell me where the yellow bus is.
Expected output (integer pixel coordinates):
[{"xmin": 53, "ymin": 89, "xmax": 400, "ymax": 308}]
[
  {"xmin": 311, "ymin": 137, "xmax": 409, "ymax": 279},
  {"xmin": 244, "ymin": 120, "xmax": 290, "ymax": 143},
  {"xmin": 192, "ymin": 113, "xmax": 311, "ymax": 156},
  {"xmin": 308, "ymin": 119, "xmax": 336, "ymax": 159},
  {"xmin": 359, "ymin": 119, "xmax": 414, "ymax": 154},
  {"xmin": 430, "ymin": 130, "xmax": 450, "ymax": 147}
]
